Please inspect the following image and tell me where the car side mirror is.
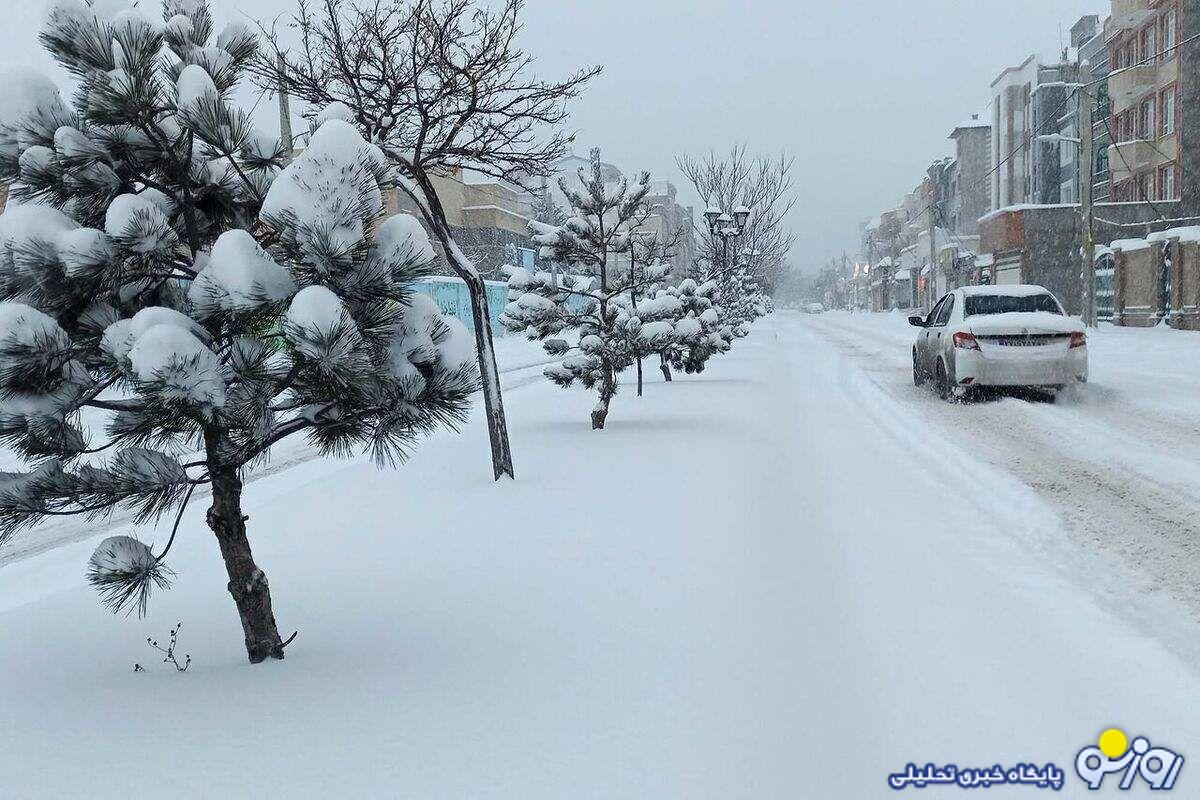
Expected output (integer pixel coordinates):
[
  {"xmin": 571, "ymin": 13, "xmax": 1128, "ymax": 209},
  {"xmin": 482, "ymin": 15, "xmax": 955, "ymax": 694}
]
[{"xmin": 908, "ymin": 315, "xmax": 926, "ymax": 327}]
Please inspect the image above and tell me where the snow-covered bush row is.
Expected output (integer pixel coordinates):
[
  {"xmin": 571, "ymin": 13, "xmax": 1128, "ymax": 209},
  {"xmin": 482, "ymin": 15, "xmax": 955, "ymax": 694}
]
[
  {"xmin": 498, "ymin": 149, "xmax": 770, "ymax": 428},
  {"xmin": 0, "ymin": 0, "xmax": 478, "ymax": 663},
  {"xmin": 499, "ymin": 149, "xmax": 757, "ymax": 428}
]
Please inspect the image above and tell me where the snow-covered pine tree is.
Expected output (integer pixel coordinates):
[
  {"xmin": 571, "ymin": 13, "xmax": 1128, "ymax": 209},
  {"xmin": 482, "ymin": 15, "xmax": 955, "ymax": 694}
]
[
  {"xmin": 621, "ymin": 226, "xmax": 683, "ymax": 396},
  {"xmin": 716, "ymin": 267, "xmax": 770, "ymax": 338},
  {"xmin": 531, "ymin": 184, "xmax": 567, "ymax": 228},
  {"xmin": 657, "ymin": 278, "xmax": 728, "ymax": 379},
  {"xmin": 502, "ymin": 149, "xmax": 672, "ymax": 429},
  {"xmin": 258, "ymin": 0, "xmax": 601, "ymax": 481},
  {"xmin": 0, "ymin": 0, "xmax": 477, "ymax": 663}
]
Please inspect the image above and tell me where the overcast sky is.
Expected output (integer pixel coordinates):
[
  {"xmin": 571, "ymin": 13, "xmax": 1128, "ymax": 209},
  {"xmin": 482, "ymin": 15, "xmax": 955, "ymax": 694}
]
[{"xmin": 3, "ymin": 0, "xmax": 1106, "ymax": 274}]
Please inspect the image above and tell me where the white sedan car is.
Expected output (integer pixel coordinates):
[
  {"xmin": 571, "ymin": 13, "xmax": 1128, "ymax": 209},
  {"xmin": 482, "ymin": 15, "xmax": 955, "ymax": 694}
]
[{"xmin": 910, "ymin": 285, "xmax": 1088, "ymax": 401}]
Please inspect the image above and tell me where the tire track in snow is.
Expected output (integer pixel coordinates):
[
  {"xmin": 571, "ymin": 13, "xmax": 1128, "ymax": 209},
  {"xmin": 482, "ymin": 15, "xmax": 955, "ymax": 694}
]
[{"xmin": 802, "ymin": 313, "xmax": 1200, "ymax": 624}]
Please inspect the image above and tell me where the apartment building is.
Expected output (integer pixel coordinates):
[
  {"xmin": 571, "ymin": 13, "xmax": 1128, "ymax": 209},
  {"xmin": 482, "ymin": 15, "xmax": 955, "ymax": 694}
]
[
  {"xmin": 384, "ymin": 167, "xmax": 536, "ymax": 279},
  {"xmin": 990, "ymin": 54, "xmax": 1088, "ymax": 208},
  {"xmin": 1077, "ymin": 15, "xmax": 1114, "ymax": 203},
  {"xmin": 947, "ymin": 114, "xmax": 992, "ymax": 237},
  {"xmin": 990, "ymin": 56, "xmax": 1039, "ymax": 208},
  {"xmin": 1105, "ymin": 0, "xmax": 1185, "ymax": 205},
  {"xmin": 1053, "ymin": 15, "xmax": 1103, "ymax": 204},
  {"xmin": 642, "ymin": 179, "xmax": 697, "ymax": 278}
]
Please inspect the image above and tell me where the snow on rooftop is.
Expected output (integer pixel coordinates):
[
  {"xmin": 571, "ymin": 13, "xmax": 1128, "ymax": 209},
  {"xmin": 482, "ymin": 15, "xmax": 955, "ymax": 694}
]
[
  {"xmin": 979, "ymin": 203, "xmax": 1080, "ymax": 224},
  {"xmin": 951, "ymin": 114, "xmax": 991, "ymax": 135}
]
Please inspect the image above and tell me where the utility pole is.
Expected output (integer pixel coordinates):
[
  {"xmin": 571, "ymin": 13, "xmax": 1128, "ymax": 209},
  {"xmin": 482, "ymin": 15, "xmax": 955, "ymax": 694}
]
[
  {"xmin": 928, "ymin": 189, "xmax": 938, "ymax": 311},
  {"xmin": 1079, "ymin": 81, "xmax": 1096, "ymax": 327},
  {"xmin": 277, "ymin": 52, "xmax": 294, "ymax": 164}
]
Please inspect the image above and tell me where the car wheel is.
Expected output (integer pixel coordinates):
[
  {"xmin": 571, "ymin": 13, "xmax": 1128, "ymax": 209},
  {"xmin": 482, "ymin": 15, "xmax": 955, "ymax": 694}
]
[
  {"xmin": 913, "ymin": 350, "xmax": 926, "ymax": 386},
  {"xmin": 936, "ymin": 360, "xmax": 952, "ymax": 402}
]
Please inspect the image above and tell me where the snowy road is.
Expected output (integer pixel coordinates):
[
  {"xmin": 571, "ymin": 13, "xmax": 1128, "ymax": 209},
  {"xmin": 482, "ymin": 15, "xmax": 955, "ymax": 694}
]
[
  {"xmin": 803, "ymin": 311, "xmax": 1200, "ymax": 654},
  {"xmin": 1, "ymin": 313, "xmax": 1198, "ymax": 797}
]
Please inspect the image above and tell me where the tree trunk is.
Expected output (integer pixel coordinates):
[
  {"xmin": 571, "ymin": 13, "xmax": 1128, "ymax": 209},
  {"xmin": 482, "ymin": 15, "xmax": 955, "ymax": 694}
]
[
  {"xmin": 636, "ymin": 356, "xmax": 643, "ymax": 396},
  {"xmin": 456, "ymin": 266, "xmax": 515, "ymax": 480},
  {"xmin": 591, "ymin": 364, "xmax": 616, "ymax": 430},
  {"xmin": 660, "ymin": 355, "xmax": 673, "ymax": 382},
  {"xmin": 407, "ymin": 173, "xmax": 515, "ymax": 480},
  {"xmin": 204, "ymin": 430, "xmax": 285, "ymax": 664}
]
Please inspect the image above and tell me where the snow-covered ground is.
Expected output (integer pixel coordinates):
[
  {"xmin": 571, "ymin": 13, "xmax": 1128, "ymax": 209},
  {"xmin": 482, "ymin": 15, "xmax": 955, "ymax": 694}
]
[
  {"xmin": 2, "ymin": 313, "xmax": 1199, "ymax": 797},
  {"xmin": 805, "ymin": 310, "xmax": 1200, "ymax": 656},
  {"xmin": 0, "ymin": 333, "xmax": 552, "ymax": 564}
]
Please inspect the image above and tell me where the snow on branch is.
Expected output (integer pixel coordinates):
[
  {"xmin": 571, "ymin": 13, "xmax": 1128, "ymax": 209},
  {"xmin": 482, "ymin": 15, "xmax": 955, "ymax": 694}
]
[{"xmin": 0, "ymin": 0, "xmax": 481, "ymax": 629}]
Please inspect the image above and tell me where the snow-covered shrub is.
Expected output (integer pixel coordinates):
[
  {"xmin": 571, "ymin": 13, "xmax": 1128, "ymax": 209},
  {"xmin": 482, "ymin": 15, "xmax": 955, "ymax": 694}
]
[
  {"xmin": 500, "ymin": 149, "xmax": 677, "ymax": 429},
  {"xmin": 658, "ymin": 278, "xmax": 729, "ymax": 376},
  {"xmin": 715, "ymin": 268, "xmax": 770, "ymax": 340},
  {"xmin": 0, "ymin": 0, "xmax": 477, "ymax": 664}
]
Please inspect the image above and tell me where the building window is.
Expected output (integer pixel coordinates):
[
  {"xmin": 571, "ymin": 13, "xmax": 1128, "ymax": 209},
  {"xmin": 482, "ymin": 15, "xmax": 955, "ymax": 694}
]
[
  {"xmin": 1117, "ymin": 111, "xmax": 1128, "ymax": 142},
  {"xmin": 1163, "ymin": 8, "xmax": 1178, "ymax": 55},
  {"xmin": 1161, "ymin": 87, "xmax": 1176, "ymax": 136},
  {"xmin": 1160, "ymin": 164, "xmax": 1178, "ymax": 200},
  {"xmin": 1140, "ymin": 97, "xmax": 1155, "ymax": 139},
  {"xmin": 1142, "ymin": 24, "xmax": 1157, "ymax": 63},
  {"xmin": 1137, "ymin": 173, "xmax": 1152, "ymax": 201}
]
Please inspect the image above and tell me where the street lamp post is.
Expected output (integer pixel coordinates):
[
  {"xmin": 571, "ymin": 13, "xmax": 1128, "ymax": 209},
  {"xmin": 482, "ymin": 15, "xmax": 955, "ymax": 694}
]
[{"xmin": 704, "ymin": 202, "xmax": 752, "ymax": 274}]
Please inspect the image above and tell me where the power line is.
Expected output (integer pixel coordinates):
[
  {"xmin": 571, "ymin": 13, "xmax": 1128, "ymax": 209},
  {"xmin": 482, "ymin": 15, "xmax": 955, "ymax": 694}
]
[
  {"xmin": 889, "ymin": 85, "xmax": 1081, "ymax": 246},
  {"xmin": 1099, "ymin": 113, "xmax": 1176, "ymax": 221},
  {"xmin": 865, "ymin": 29, "xmax": 1200, "ymax": 265},
  {"xmin": 1084, "ymin": 30, "xmax": 1200, "ymax": 89},
  {"xmin": 1093, "ymin": 213, "xmax": 1200, "ymax": 228}
]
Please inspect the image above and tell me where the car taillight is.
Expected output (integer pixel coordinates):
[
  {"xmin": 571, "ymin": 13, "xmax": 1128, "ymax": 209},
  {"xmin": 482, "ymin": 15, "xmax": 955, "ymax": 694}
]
[
  {"xmin": 1069, "ymin": 332, "xmax": 1087, "ymax": 349},
  {"xmin": 953, "ymin": 331, "xmax": 981, "ymax": 351}
]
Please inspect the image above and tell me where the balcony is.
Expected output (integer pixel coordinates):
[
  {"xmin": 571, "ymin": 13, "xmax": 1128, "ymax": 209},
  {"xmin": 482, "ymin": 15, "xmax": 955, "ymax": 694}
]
[
  {"xmin": 1109, "ymin": 63, "xmax": 1158, "ymax": 114},
  {"xmin": 1104, "ymin": 0, "xmax": 1154, "ymax": 41},
  {"xmin": 1108, "ymin": 139, "xmax": 1158, "ymax": 182}
]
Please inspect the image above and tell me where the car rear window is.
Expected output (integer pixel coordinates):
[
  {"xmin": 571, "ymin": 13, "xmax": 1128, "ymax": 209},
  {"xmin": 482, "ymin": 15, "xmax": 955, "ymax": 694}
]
[{"xmin": 964, "ymin": 293, "xmax": 1061, "ymax": 317}]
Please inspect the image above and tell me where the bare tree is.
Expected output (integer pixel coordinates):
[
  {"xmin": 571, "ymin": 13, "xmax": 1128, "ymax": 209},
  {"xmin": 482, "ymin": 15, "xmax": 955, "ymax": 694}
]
[
  {"xmin": 253, "ymin": 0, "xmax": 600, "ymax": 479},
  {"xmin": 677, "ymin": 145, "xmax": 796, "ymax": 294}
]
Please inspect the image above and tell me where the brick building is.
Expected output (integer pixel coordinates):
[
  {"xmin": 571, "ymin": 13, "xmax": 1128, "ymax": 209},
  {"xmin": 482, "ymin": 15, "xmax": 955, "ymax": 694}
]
[{"xmin": 1104, "ymin": 0, "xmax": 1189, "ymax": 207}]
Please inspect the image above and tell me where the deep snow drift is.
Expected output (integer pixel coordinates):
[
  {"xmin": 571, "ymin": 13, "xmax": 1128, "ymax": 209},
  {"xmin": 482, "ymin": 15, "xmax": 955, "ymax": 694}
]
[{"xmin": 1, "ymin": 315, "xmax": 1198, "ymax": 798}]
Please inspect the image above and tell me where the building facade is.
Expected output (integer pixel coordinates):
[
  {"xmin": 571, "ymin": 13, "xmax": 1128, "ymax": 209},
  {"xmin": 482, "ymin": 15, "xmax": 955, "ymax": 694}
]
[
  {"xmin": 990, "ymin": 56, "xmax": 1040, "ymax": 208},
  {"xmin": 384, "ymin": 166, "xmax": 536, "ymax": 280},
  {"xmin": 1076, "ymin": 14, "xmax": 1115, "ymax": 204},
  {"xmin": 642, "ymin": 178, "xmax": 696, "ymax": 279},
  {"xmin": 948, "ymin": 114, "xmax": 993, "ymax": 237},
  {"xmin": 1105, "ymin": 0, "xmax": 1186, "ymax": 205},
  {"xmin": 1051, "ymin": 16, "xmax": 1103, "ymax": 204}
]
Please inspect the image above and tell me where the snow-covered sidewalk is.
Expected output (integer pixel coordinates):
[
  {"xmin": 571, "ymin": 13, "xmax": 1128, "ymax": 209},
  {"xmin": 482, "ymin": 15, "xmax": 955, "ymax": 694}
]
[
  {"xmin": 1, "ymin": 315, "xmax": 1198, "ymax": 797},
  {"xmin": 0, "ymin": 333, "xmax": 553, "ymax": 565}
]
